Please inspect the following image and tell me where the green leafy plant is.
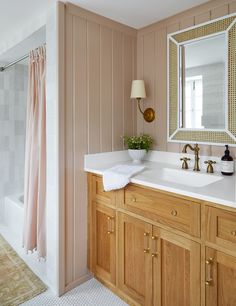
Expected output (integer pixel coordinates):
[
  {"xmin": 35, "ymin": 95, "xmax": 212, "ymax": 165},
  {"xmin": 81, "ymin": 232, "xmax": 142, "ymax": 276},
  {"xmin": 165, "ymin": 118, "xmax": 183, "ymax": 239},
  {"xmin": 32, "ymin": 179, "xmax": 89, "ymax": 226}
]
[{"xmin": 123, "ymin": 134, "xmax": 153, "ymax": 152}]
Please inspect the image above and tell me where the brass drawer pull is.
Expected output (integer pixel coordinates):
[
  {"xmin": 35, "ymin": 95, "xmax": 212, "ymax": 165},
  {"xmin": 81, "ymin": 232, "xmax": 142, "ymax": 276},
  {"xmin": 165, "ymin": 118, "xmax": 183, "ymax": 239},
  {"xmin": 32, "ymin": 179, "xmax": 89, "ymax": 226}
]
[
  {"xmin": 231, "ymin": 230, "xmax": 236, "ymax": 236},
  {"xmin": 205, "ymin": 257, "xmax": 213, "ymax": 287},
  {"xmin": 171, "ymin": 209, "xmax": 177, "ymax": 216},
  {"xmin": 132, "ymin": 197, "xmax": 137, "ymax": 202},
  {"xmin": 144, "ymin": 232, "xmax": 150, "ymax": 253},
  {"xmin": 107, "ymin": 216, "xmax": 114, "ymax": 235},
  {"xmin": 151, "ymin": 235, "xmax": 158, "ymax": 259}
]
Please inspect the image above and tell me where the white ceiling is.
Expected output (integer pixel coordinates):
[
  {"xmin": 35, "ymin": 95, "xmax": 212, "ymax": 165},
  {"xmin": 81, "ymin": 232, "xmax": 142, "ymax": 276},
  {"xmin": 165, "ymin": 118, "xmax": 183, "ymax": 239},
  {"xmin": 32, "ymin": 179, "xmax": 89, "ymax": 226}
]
[
  {"xmin": 69, "ymin": 0, "xmax": 210, "ymax": 28},
  {"xmin": 0, "ymin": 0, "xmax": 210, "ymax": 61}
]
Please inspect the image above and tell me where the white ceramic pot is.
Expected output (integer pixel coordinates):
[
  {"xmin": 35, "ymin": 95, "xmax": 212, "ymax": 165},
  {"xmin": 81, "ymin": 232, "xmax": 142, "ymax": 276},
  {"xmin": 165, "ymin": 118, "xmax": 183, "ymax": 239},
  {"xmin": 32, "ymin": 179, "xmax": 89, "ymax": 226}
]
[{"xmin": 128, "ymin": 149, "xmax": 146, "ymax": 164}]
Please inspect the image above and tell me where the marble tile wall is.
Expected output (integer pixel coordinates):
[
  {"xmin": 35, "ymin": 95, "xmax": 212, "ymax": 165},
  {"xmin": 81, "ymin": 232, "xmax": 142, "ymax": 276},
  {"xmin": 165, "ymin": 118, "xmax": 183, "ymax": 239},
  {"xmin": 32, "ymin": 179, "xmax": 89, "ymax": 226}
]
[{"xmin": 0, "ymin": 63, "xmax": 28, "ymax": 221}]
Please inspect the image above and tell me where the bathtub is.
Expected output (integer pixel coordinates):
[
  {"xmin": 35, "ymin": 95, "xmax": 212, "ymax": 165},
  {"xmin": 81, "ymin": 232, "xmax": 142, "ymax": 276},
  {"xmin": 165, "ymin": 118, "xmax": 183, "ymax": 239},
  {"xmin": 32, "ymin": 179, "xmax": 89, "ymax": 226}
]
[{"xmin": 4, "ymin": 194, "xmax": 24, "ymax": 240}]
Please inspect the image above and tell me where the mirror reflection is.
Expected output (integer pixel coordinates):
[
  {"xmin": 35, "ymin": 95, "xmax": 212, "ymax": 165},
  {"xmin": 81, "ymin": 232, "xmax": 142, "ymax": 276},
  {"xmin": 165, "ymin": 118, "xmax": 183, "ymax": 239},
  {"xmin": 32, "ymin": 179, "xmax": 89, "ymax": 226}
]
[{"xmin": 179, "ymin": 33, "xmax": 226, "ymax": 129}]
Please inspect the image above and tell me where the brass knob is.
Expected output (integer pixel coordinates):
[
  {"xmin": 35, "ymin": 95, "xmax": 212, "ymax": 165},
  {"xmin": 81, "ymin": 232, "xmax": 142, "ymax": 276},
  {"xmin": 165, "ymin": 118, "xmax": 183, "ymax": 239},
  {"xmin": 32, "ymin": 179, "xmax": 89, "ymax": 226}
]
[
  {"xmin": 151, "ymin": 253, "xmax": 158, "ymax": 258},
  {"xmin": 206, "ymin": 258, "xmax": 213, "ymax": 265},
  {"xmin": 107, "ymin": 216, "xmax": 111, "ymax": 220},
  {"xmin": 132, "ymin": 197, "xmax": 136, "ymax": 202},
  {"xmin": 205, "ymin": 280, "xmax": 212, "ymax": 286},
  {"xmin": 171, "ymin": 209, "xmax": 177, "ymax": 216},
  {"xmin": 143, "ymin": 248, "xmax": 149, "ymax": 253},
  {"xmin": 151, "ymin": 236, "xmax": 157, "ymax": 240},
  {"xmin": 144, "ymin": 232, "xmax": 150, "ymax": 236},
  {"xmin": 107, "ymin": 231, "xmax": 111, "ymax": 235},
  {"xmin": 231, "ymin": 230, "xmax": 236, "ymax": 236}
]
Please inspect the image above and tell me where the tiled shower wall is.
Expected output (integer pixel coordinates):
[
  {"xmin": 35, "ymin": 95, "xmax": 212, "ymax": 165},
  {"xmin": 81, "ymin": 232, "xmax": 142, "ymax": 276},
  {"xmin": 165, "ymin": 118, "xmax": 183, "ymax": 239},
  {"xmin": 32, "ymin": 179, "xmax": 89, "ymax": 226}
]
[{"xmin": 0, "ymin": 63, "xmax": 28, "ymax": 221}]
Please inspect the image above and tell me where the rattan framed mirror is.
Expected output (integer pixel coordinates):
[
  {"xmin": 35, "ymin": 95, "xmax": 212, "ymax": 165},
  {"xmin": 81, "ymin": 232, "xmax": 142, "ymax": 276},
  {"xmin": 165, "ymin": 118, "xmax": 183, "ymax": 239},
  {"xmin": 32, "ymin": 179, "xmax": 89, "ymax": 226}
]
[{"xmin": 167, "ymin": 13, "xmax": 236, "ymax": 145}]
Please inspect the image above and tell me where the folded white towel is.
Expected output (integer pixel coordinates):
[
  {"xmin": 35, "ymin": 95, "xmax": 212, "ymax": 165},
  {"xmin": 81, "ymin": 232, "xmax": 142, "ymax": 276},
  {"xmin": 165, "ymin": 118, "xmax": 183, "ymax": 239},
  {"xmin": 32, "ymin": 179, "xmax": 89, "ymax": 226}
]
[{"xmin": 103, "ymin": 164, "xmax": 145, "ymax": 191}]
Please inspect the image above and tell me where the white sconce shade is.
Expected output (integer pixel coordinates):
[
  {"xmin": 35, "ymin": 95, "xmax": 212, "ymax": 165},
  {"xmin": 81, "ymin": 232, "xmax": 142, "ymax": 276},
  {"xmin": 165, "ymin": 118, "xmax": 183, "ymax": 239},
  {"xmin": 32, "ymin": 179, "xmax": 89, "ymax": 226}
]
[{"xmin": 130, "ymin": 80, "xmax": 146, "ymax": 99}]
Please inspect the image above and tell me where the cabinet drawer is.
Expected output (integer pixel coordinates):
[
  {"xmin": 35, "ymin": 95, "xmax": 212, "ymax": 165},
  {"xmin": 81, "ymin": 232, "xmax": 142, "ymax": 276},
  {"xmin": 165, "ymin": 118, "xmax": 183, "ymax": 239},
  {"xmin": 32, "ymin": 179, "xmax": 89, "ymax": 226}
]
[
  {"xmin": 119, "ymin": 184, "xmax": 200, "ymax": 237},
  {"xmin": 92, "ymin": 176, "xmax": 115, "ymax": 207},
  {"xmin": 206, "ymin": 206, "xmax": 236, "ymax": 252}
]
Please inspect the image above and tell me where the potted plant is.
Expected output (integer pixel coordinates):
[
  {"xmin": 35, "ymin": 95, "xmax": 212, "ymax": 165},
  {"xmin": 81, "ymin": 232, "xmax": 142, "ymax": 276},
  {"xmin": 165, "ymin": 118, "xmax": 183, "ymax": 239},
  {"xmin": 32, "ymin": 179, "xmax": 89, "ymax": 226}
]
[{"xmin": 123, "ymin": 134, "xmax": 153, "ymax": 164}]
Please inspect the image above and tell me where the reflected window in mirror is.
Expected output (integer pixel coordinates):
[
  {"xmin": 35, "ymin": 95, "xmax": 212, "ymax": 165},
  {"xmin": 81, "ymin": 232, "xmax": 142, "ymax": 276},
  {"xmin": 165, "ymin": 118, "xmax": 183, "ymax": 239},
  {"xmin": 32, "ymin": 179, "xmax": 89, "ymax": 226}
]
[{"xmin": 179, "ymin": 33, "xmax": 226, "ymax": 130}]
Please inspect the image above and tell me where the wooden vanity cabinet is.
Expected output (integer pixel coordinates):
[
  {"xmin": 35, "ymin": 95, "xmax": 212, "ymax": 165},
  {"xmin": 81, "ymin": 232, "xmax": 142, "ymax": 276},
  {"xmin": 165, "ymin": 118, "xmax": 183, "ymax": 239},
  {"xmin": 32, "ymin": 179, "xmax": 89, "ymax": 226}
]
[
  {"xmin": 117, "ymin": 213, "xmax": 201, "ymax": 306},
  {"xmin": 118, "ymin": 213, "xmax": 153, "ymax": 305},
  {"xmin": 205, "ymin": 247, "xmax": 236, "ymax": 306},
  {"xmin": 89, "ymin": 175, "xmax": 117, "ymax": 287},
  {"xmin": 88, "ymin": 174, "xmax": 236, "ymax": 306},
  {"xmin": 205, "ymin": 206, "xmax": 236, "ymax": 306},
  {"xmin": 92, "ymin": 202, "xmax": 116, "ymax": 287},
  {"xmin": 153, "ymin": 228, "xmax": 201, "ymax": 306}
]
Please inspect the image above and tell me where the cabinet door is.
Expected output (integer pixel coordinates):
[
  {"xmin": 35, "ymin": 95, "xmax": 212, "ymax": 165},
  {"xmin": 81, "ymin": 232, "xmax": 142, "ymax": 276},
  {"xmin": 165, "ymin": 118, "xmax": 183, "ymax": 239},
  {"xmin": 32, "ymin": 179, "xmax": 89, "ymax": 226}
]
[
  {"xmin": 118, "ymin": 213, "xmax": 153, "ymax": 305},
  {"xmin": 93, "ymin": 202, "xmax": 116, "ymax": 286},
  {"xmin": 153, "ymin": 227, "xmax": 201, "ymax": 306},
  {"xmin": 205, "ymin": 247, "xmax": 236, "ymax": 306}
]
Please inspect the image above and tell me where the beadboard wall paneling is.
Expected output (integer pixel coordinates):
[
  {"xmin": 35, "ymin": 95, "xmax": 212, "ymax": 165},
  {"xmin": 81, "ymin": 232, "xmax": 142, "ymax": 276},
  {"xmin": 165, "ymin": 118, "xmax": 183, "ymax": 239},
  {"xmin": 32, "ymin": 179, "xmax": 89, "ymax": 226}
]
[
  {"xmin": 137, "ymin": 0, "xmax": 236, "ymax": 157},
  {"xmin": 64, "ymin": 3, "xmax": 137, "ymax": 290}
]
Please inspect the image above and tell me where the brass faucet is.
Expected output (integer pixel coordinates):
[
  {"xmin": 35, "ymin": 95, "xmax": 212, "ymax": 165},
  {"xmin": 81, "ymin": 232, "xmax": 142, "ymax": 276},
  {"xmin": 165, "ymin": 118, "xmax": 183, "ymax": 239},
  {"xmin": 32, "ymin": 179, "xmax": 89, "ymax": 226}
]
[{"xmin": 182, "ymin": 143, "xmax": 200, "ymax": 171}]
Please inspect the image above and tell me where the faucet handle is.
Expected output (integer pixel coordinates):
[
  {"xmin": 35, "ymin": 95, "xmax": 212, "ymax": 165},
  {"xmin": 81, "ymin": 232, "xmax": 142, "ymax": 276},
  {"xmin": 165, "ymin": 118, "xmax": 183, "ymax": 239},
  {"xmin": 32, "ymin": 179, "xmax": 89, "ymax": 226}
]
[
  {"xmin": 204, "ymin": 160, "xmax": 216, "ymax": 173},
  {"xmin": 180, "ymin": 157, "xmax": 191, "ymax": 169}
]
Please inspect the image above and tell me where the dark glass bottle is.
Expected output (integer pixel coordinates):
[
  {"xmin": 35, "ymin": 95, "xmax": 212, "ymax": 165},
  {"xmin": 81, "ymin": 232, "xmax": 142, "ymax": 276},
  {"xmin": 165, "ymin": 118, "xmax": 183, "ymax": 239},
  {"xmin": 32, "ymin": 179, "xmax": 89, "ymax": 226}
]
[{"xmin": 221, "ymin": 145, "xmax": 234, "ymax": 176}]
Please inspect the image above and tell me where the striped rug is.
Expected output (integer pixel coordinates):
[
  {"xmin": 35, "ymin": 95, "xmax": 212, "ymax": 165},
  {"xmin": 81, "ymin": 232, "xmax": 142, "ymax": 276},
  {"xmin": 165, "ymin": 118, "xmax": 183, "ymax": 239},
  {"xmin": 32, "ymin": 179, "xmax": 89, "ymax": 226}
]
[{"xmin": 0, "ymin": 234, "xmax": 46, "ymax": 306}]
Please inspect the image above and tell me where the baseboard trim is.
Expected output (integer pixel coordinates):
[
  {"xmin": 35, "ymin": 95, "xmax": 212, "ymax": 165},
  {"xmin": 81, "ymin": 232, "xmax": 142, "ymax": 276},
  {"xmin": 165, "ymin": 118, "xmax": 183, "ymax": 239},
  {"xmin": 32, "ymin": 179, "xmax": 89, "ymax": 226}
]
[{"xmin": 64, "ymin": 272, "xmax": 93, "ymax": 294}]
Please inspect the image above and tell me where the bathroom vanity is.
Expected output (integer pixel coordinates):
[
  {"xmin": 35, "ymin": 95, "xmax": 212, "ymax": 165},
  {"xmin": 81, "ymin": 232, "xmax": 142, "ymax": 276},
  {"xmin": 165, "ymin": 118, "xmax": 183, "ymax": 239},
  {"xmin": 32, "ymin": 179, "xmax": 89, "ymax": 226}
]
[{"xmin": 85, "ymin": 151, "xmax": 236, "ymax": 306}]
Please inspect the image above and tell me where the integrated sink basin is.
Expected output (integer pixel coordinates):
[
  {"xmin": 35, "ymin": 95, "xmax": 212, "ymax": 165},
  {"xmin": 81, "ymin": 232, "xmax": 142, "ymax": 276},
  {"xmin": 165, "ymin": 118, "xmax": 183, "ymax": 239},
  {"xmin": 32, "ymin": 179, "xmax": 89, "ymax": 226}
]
[{"xmin": 160, "ymin": 168, "xmax": 223, "ymax": 187}]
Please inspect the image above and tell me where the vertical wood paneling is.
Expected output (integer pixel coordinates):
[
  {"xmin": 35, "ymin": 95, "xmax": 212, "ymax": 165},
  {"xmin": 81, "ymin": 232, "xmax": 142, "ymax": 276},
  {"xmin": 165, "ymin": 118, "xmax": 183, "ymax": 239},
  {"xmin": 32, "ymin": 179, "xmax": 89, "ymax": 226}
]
[
  {"xmin": 137, "ymin": 36, "xmax": 144, "ymax": 134},
  {"xmin": 229, "ymin": 1, "xmax": 236, "ymax": 13},
  {"xmin": 123, "ymin": 35, "xmax": 134, "ymax": 137},
  {"xmin": 100, "ymin": 26, "xmax": 112, "ymax": 152},
  {"xmin": 73, "ymin": 16, "xmax": 88, "ymax": 280},
  {"xmin": 65, "ymin": 12, "xmax": 74, "ymax": 286},
  {"xmin": 64, "ymin": 4, "xmax": 136, "ymax": 292},
  {"xmin": 195, "ymin": 11, "xmax": 211, "ymax": 25},
  {"xmin": 143, "ymin": 32, "xmax": 155, "ymax": 137},
  {"xmin": 88, "ymin": 21, "xmax": 100, "ymax": 153},
  {"xmin": 180, "ymin": 16, "xmax": 195, "ymax": 29},
  {"xmin": 211, "ymin": 4, "xmax": 229, "ymax": 19},
  {"xmin": 132, "ymin": 37, "xmax": 137, "ymax": 135},
  {"xmin": 112, "ymin": 30, "xmax": 124, "ymax": 150}
]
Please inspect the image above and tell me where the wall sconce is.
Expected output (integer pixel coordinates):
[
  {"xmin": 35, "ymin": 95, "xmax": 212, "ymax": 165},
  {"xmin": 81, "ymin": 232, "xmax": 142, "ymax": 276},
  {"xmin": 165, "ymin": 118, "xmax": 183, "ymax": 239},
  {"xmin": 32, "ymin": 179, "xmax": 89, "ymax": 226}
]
[{"xmin": 130, "ymin": 80, "xmax": 155, "ymax": 123}]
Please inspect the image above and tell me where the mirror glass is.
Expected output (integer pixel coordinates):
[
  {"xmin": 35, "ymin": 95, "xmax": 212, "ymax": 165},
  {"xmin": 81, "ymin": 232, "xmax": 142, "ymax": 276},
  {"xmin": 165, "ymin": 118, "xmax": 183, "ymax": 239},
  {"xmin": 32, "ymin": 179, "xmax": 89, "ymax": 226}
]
[{"xmin": 179, "ymin": 33, "xmax": 226, "ymax": 129}]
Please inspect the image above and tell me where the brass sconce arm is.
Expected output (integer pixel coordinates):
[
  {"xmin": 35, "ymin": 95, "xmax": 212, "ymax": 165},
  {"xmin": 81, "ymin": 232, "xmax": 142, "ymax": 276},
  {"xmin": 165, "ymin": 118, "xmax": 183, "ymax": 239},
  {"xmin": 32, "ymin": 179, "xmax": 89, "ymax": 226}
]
[
  {"xmin": 137, "ymin": 98, "xmax": 144, "ymax": 115},
  {"xmin": 137, "ymin": 98, "xmax": 155, "ymax": 123}
]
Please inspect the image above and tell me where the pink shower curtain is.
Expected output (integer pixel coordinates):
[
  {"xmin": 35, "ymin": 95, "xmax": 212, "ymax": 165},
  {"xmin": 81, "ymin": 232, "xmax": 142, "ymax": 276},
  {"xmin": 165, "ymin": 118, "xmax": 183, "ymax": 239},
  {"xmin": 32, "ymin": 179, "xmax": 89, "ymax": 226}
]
[{"xmin": 23, "ymin": 46, "xmax": 46, "ymax": 258}]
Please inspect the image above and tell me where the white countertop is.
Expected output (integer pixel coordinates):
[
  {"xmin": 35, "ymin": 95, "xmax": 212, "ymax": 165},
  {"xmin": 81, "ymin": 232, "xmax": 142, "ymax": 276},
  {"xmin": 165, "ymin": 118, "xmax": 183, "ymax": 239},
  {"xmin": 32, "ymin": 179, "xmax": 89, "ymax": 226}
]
[{"xmin": 84, "ymin": 150, "xmax": 236, "ymax": 209}]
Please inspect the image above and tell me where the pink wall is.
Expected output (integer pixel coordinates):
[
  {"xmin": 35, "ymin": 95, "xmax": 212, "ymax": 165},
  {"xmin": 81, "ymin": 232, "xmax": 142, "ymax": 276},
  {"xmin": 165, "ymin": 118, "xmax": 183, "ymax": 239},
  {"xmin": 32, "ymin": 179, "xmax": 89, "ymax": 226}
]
[{"xmin": 62, "ymin": 3, "xmax": 137, "ymax": 291}]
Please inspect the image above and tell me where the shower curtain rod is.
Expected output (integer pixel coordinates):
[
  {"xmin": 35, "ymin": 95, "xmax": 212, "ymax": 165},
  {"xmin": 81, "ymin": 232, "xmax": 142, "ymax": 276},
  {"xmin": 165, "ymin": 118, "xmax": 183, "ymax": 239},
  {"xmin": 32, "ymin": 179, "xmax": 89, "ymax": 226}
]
[
  {"xmin": 0, "ymin": 53, "xmax": 29, "ymax": 72},
  {"xmin": 0, "ymin": 43, "xmax": 46, "ymax": 72}
]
